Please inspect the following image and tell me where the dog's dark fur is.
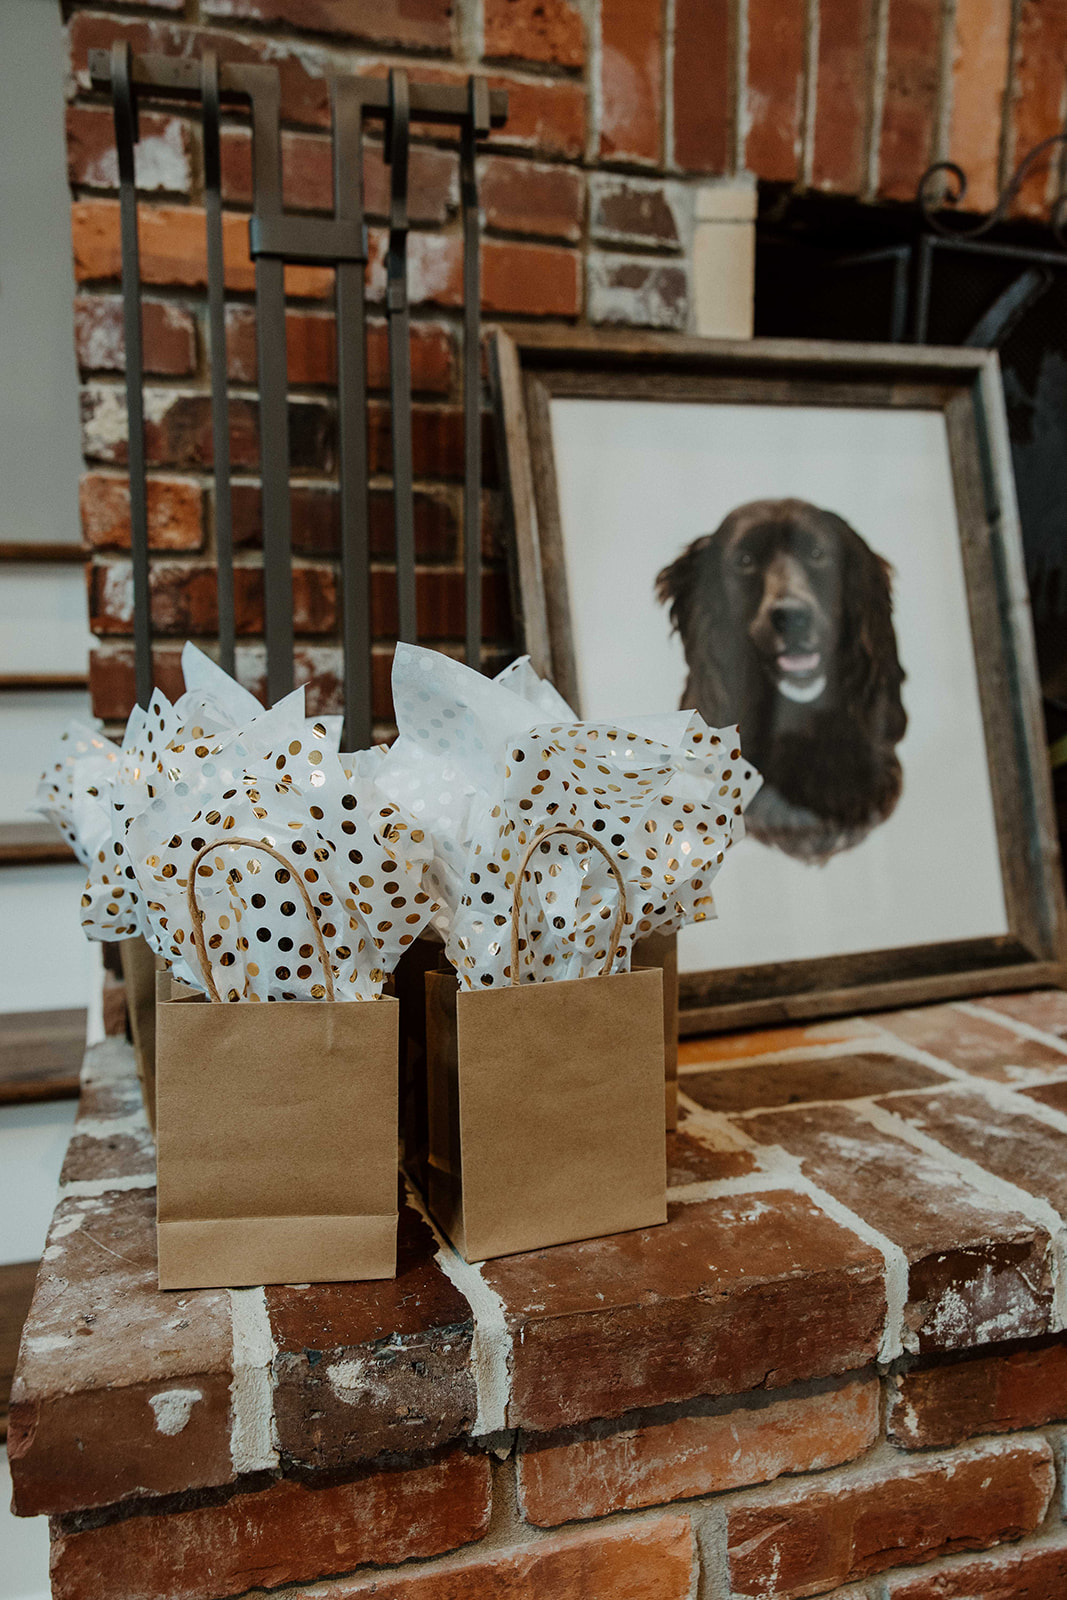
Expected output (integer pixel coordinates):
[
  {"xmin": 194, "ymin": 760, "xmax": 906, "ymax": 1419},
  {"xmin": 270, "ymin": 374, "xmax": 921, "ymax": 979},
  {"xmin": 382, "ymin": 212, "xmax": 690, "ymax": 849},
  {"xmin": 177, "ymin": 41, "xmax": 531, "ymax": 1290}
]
[{"xmin": 656, "ymin": 498, "xmax": 906, "ymax": 863}]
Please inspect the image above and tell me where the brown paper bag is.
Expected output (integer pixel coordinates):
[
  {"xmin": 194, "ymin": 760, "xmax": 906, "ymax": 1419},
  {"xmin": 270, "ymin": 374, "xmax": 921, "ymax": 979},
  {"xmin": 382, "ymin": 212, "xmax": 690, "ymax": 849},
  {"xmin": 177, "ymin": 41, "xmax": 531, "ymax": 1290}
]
[
  {"xmin": 119, "ymin": 934, "xmax": 162, "ymax": 1133},
  {"xmin": 633, "ymin": 930, "xmax": 679, "ymax": 1129},
  {"xmin": 155, "ymin": 838, "xmax": 399, "ymax": 1291},
  {"xmin": 426, "ymin": 824, "xmax": 667, "ymax": 1262}
]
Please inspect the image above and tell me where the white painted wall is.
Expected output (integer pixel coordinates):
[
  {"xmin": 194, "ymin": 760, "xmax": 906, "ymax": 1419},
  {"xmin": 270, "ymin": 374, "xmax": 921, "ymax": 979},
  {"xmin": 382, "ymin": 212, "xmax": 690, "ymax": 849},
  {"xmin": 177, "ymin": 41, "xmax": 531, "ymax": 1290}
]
[{"xmin": 0, "ymin": 0, "xmax": 84, "ymax": 546}]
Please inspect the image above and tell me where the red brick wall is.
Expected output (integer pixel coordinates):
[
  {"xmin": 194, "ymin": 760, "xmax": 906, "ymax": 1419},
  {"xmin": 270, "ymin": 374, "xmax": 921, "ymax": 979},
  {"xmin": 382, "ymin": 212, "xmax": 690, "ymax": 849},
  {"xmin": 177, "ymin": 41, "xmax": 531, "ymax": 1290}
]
[{"xmin": 65, "ymin": 0, "xmax": 1067, "ymax": 725}]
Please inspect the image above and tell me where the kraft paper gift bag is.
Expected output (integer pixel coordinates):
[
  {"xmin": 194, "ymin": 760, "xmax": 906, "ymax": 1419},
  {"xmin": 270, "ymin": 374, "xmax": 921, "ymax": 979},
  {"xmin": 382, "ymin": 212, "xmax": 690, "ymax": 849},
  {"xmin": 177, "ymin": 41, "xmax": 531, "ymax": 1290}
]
[
  {"xmin": 426, "ymin": 825, "xmax": 667, "ymax": 1263},
  {"xmin": 155, "ymin": 839, "xmax": 399, "ymax": 1291},
  {"xmin": 119, "ymin": 934, "xmax": 162, "ymax": 1133}
]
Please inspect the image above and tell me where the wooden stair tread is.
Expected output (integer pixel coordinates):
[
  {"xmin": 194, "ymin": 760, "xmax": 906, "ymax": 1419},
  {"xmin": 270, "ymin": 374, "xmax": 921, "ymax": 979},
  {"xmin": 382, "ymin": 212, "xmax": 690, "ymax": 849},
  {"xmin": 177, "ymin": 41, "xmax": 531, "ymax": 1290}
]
[
  {"xmin": 0, "ymin": 1008, "xmax": 86, "ymax": 1104},
  {"xmin": 0, "ymin": 821, "xmax": 77, "ymax": 866}
]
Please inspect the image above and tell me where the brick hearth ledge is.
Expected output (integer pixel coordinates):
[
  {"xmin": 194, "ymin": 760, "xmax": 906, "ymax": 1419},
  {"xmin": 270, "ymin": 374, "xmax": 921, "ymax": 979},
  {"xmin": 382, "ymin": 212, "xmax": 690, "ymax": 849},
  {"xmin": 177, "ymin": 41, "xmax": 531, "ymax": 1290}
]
[{"xmin": 11, "ymin": 989, "xmax": 1067, "ymax": 1600}]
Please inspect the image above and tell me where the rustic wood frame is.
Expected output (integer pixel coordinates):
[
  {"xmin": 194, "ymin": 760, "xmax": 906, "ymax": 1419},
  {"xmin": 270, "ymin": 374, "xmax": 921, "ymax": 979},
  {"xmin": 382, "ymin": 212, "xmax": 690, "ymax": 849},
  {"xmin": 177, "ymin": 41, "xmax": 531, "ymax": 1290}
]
[{"xmin": 490, "ymin": 325, "xmax": 1067, "ymax": 1034}]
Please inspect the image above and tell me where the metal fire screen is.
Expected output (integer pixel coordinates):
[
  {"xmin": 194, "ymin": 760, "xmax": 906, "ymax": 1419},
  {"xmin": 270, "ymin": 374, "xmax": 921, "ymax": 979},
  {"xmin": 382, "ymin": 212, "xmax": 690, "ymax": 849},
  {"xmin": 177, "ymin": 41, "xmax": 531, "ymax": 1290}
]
[{"xmin": 90, "ymin": 43, "xmax": 507, "ymax": 747}]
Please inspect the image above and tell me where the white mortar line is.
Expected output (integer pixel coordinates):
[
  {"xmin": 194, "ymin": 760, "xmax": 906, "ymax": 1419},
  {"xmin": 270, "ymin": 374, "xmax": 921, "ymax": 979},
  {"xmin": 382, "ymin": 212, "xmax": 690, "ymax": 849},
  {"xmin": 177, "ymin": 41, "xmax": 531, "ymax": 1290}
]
[
  {"xmin": 663, "ymin": 0, "xmax": 677, "ymax": 172},
  {"xmin": 955, "ymin": 999, "xmax": 1067, "ymax": 1057},
  {"xmin": 863, "ymin": 0, "xmax": 890, "ymax": 200},
  {"xmin": 229, "ymin": 1286, "xmax": 279, "ymax": 1474},
  {"xmin": 863, "ymin": 1024, "xmax": 1005, "ymax": 1085},
  {"xmin": 405, "ymin": 1179, "xmax": 512, "ymax": 1437},
  {"xmin": 69, "ymin": 1112, "xmax": 150, "ymax": 1141},
  {"xmin": 856, "ymin": 1099, "xmax": 1067, "ymax": 1330},
  {"xmin": 668, "ymin": 1172, "xmax": 796, "ymax": 1206},
  {"xmin": 732, "ymin": 0, "xmax": 749, "ymax": 175},
  {"xmin": 677, "ymin": 1033, "xmax": 899, "ymax": 1078},
  {"xmin": 799, "ymin": 0, "xmax": 819, "ymax": 189},
  {"xmin": 60, "ymin": 1172, "xmax": 156, "ymax": 1198}
]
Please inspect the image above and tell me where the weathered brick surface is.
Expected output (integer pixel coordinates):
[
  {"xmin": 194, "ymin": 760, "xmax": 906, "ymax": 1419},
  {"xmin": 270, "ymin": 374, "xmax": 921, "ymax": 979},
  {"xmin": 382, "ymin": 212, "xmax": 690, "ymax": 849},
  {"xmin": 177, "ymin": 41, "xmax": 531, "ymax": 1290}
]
[
  {"xmin": 812, "ymin": 0, "xmax": 872, "ymax": 191},
  {"xmin": 68, "ymin": 15, "xmax": 335, "ymax": 131},
  {"xmin": 74, "ymin": 295, "xmax": 197, "ymax": 377},
  {"xmin": 684, "ymin": 1050, "xmax": 946, "ymax": 1114},
  {"xmin": 8, "ymin": 1051, "xmax": 234, "ymax": 1518},
  {"xmin": 267, "ymin": 1205, "xmax": 477, "ymax": 1470},
  {"xmin": 877, "ymin": 1005, "xmax": 1067, "ymax": 1081},
  {"xmin": 224, "ymin": 307, "xmax": 454, "ymax": 393},
  {"xmin": 590, "ymin": 175, "xmax": 680, "ymax": 248},
  {"xmin": 80, "ymin": 473, "xmax": 204, "ymax": 552},
  {"xmin": 483, "ymin": 238, "xmax": 581, "ymax": 316},
  {"xmin": 200, "ymin": 0, "xmax": 454, "ymax": 52},
  {"xmin": 727, "ymin": 1439, "xmax": 1055, "ymax": 1599},
  {"xmin": 480, "ymin": 156, "xmax": 584, "ymax": 241},
  {"xmin": 745, "ymin": 0, "xmax": 805, "ymax": 181},
  {"xmin": 1011, "ymin": 0, "xmax": 1067, "ymax": 216},
  {"xmin": 66, "ymin": 105, "xmax": 192, "ymax": 193},
  {"xmin": 599, "ymin": 0, "xmax": 664, "ymax": 163},
  {"xmin": 487, "ymin": 73, "xmax": 586, "ymax": 158},
  {"xmin": 982, "ymin": 990, "xmax": 1067, "ymax": 1038},
  {"xmin": 679, "ymin": 1017, "xmax": 878, "ymax": 1068},
  {"xmin": 878, "ymin": 1084, "xmax": 1067, "ymax": 1216},
  {"xmin": 81, "ymin": 385, "xmax": 334, "ymax": 473},
  {"xmin": 889, "ymin": 1338, "xmax": 1067, "ymax": 1449},
  {"xmin": 50, "ymin": 1451, "xmax": 492, "ymax": 1600},
  {"xmin": 220, "ymin": 129, "xmax": 457, "ymax": 226},
  {"xmin": 743, "ymin": 1103, "xmax": 1054, "ymax": 1353},
  {"xmin": 88, "ymin": 557, "xmax": 508, "ymax": 643},
  {"xmin": 588, "ymin": 253, "xmax": 687, "ymax": 328},
  {"xmin": 292, "ymin": 1513, "xmax": 695, "ymax": 1599},
  {"xmin": 672, "ymin": 0, "xmax": 732, "ymax": 172},
  {"xmin": 230, "ymin": 480, "xmax": 460, "ymax": 559},
  {"xmin": 484, "ymin": 1188, "xmax": 885, "ymax": 1430},
  {"xmin": 665, "ymin": 1123, "xmax": 757, "ymax": 1184},
  {"xmin": 947, "ymin": 0, "xmax": 1014, "ymax": 214},
  {"xmin": 884, "ymin": 1534, "xmax": 1067, "ymax": 1596},
  {"xmin": 877, "ymin": 0, "xmax": 945, "ymax": 201},
  {"xmin": 71, "ymin": 200, "xmax": 333, "ymax": 298},
  {"xmin": 518, "ymin": 1372, "xmax": 879, "ymax": 1525},
  {"xmin": 484, "ymin": 0, "xmax": 584, "ymax": 67}
]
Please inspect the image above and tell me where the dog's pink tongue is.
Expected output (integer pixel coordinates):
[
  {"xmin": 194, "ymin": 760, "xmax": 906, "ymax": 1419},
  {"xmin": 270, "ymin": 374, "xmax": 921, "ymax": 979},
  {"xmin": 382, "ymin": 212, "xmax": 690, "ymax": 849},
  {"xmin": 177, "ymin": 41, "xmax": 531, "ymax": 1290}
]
[{"xmin": 778, "ymin": 652, "xmax": 820, "ymax": 674}]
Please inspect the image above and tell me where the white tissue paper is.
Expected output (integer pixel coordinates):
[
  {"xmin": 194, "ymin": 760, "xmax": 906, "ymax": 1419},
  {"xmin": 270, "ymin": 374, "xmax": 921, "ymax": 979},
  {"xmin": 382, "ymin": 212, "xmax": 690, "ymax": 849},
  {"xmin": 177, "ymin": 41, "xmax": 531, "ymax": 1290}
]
[
  {"xmin": 125, "ymin": 703, "xmax": 438, "ymax": 1001},
  {"xmin": 377, "ymin": 644, "xmax": 762, "ymax": 990},
  {"xmin": 32, "ymin": 644, "xmax": 345, "ymax": 946}
]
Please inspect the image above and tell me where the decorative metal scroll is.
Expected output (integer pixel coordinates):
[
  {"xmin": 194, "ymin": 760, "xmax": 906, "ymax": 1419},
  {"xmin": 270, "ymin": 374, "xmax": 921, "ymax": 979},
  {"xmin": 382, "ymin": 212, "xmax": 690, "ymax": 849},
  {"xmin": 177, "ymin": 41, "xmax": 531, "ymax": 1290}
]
[
  {"xmin": 918, "ymin": 135, "xmax": 1067, "ymax": 247},
  {"xmin": 90, "ymin": 46, "xmax": 506, "ymax": 747}
]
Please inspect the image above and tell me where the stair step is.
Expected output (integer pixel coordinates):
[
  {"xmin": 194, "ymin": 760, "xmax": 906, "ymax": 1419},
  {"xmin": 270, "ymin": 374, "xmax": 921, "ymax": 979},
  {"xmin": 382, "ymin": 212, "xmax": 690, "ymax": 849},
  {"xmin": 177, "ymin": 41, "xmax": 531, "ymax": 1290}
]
[
  {"xmin": 0, "ymin": 1009, "xmax": 85, "ymax": 1105},
  {"xmin": 0, "ymin": 822, "xmax": 75, "ymax": 866}
]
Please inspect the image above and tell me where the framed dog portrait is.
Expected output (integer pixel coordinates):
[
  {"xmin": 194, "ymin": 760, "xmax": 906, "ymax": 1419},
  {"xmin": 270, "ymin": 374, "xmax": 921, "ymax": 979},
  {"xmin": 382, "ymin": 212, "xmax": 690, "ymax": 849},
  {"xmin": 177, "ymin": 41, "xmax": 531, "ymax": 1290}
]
[{"xmin": 491, "ymin": 326, "xmax": 1067, "ymax": 1033}]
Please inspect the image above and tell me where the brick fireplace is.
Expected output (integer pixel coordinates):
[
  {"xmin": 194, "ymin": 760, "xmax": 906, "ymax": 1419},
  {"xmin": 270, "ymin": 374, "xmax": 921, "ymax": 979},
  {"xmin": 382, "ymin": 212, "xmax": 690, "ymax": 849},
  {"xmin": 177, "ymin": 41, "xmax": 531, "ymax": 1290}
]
[
  {"xmin": 18, "ymin": 5, "xmax": 1067, "ymax": 1598},
  {"xmin": 12, "ymin": 989, "xmax": 1067, "ymax": 1598}
]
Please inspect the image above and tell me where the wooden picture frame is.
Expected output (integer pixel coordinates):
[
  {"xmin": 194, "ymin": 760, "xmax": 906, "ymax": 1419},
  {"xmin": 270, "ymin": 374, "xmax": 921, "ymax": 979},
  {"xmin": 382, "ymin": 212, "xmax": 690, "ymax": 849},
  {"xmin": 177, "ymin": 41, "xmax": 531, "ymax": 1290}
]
[{"xmin": 490, "ymin": 325, "xmax": 1067, "ymax": 1034}]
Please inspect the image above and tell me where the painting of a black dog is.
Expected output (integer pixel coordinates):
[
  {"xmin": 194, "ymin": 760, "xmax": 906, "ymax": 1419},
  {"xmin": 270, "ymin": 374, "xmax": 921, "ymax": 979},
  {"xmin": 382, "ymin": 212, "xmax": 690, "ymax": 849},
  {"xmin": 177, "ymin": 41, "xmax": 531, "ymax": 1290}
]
[{"xmin": 656, "ymin": 498, "xmax": 907, "ymax": 864}]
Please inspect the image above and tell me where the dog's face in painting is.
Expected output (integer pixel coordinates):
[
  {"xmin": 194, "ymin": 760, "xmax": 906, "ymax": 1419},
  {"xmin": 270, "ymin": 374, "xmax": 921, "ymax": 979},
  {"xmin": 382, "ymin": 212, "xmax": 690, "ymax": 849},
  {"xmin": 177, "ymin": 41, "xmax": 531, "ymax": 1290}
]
[{"xmin": 656, "ymin": 498, "xmax": 907, "ymax": 864}]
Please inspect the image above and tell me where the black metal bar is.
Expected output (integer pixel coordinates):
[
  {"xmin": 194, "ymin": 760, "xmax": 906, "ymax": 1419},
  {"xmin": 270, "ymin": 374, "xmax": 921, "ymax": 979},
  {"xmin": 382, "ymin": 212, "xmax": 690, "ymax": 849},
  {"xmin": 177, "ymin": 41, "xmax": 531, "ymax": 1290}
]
[
  {"xmin": 888, "ymin": 246, "xmax": 910, "ymax": 343},
  {"xmin": 386, "ymin": 69, "xmax": 416, "ymax": 645},
  {"xmin": 202, "ymin": 50, "xmax": 236, "ymax": 679},
  {"xmin": 89, "ymin": 50, "xmax": 508, "ymax": 126},
  {"xmin": 249, "ymin": 213, "xmax": 365, "ymax": 263},
  {"xmin": 963, "ymin": 267, "xmax": 1052, "ymax": 348},
  {"xmin": 332, "ymin": 76, "xmax": 373, "ymax": 750},
  {"xmin": 461, "ymin": 78, "xmax": 490, "ymax": 671},
  {"xmin": 909, "ymin": 233, "xmax": 934, "ymax": 343},
  {"xmin": 246, "ymin": 72, "xmax": 294, "ymax": 704},
  {"xmin": 927, "ymin": 233, "xmax": 1067, "ymax": 269},
  {"xmin": 111, "ymin": 42, "xmax": 152, "ymax": 711}
]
